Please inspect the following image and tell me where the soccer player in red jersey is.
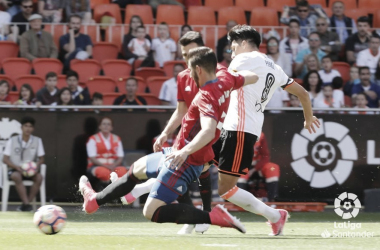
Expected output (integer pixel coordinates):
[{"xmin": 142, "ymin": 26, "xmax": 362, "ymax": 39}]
[{"xmin": 79, "ymin": 47, "xmax": 259, "ymax": 232}]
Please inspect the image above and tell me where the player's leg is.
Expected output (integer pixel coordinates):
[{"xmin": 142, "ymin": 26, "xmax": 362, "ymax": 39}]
[
  {"xmin": 260, "ymin": 162, "xmax": 280, "ymax": 202},
  {"xmin": 28, "ymin": 173, "xmax": 43, "ymax": 202}
]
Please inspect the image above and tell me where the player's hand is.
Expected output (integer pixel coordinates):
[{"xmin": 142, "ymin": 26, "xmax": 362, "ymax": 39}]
[
  {"xmin": 153, "ymin": 133, "xmax": 167, "ymax": 152},
  {"xmin": 165, "ymin": 150, "xmax": 188, "ymax": 170},
  {"xmin": 304, "ymin": 116, "xmax": 320, "ymax": 134}
]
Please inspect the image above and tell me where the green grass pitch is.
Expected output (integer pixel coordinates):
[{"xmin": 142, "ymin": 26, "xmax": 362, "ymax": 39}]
[{"xmin": 0, "ymin": 207, "xmax": 379, "ymax": 250}]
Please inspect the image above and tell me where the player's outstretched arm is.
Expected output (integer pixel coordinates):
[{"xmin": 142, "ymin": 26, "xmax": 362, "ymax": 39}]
[
  {"xmin": 285, "ymin": 81, "xmax": 320, "ymax": 134},
  {"xmin": 153, "ymin": 101, "xmax": 188, "ymax": 152},
  {"xmin": 236, "ymin": 70, "xmax": 259, "ymax": 86},
  {"xmin": 166, "ymin": 116, "xmax": 217, "ymax": 169}
]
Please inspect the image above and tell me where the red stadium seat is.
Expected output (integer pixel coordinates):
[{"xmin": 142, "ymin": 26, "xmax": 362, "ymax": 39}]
[
  {"xmin": 250, "ymin": 8, "xmax": 279, "ymax": 33},
  {"xmin": 32, "ymin": 58, "xmax": 63, "ymax": 78},
  {"xmin": 80, "ymin": 25, "xmax": 100, "ymax": 43},
  {"xmin": 2, "ymin": 58, "xmax": 32, "ymax": 81},
  {"xmin": 8, "ymin": 91, "xmax": 19, "ymax": 103},
  {"xmin": 57, "ymin": 75, "xmax": 67, "ymax": 89},
  {"xmin": 330, "ymin": 0, "xmax": 356, "ymax": 9},
  {"xmin": 146, "ymin": 76, "xmax": 171, "ymax": 98},
  {"xmin": 93, "ymin": 4, "xmax": 122, "ymax": 24},
  {"xmin": 204, "ymin": 0, "xmax": 233, "ymax": 11},
  {"xmin": 116, "ymin": 76, "xmax": 146, "ymax": 94},
  {"xmin": 308, "ymin": 0, "xmax": 327, "ymax": 8},
  {"xmin": 373, "ymin": 9, "xmax": 380, "ymax": 28},
  {"xmin": 125, "ymin": 4, "xmax": 154, "ymax": 24},
  {"xmin": 43, "ymin": 24, "xmax": 65, "ymax": 49},
  {"xmin": 92, "ymin": 42, "xmax": 119, "ymax": 64},
  {"xmin": 135, "ymin": 68, "xmax": 166, "ymax": 82},
  {"xmin": 358, "ymin": 0, "xmax": 378, "ymax": 9},
  {"xmin": 266, "ymin": 0, "xmax": 294, "ymax": 12},
  {"xmin": 332, "ymin": 62, "xmax": 350, "ymax": 83},
  {"xmin": 86, "ymin": 76, "xmax": 117, "ymax": 96},
  {"xmin": 102, "ymin": 60, "xmax": 132, "ymax": 80},
  {"xmin": 105, "ymin": 26, "xmax": 129, "ymax": 51},
  {"xmin": 156, "ymin": 5, "xmax": 185, "ymax": 25},
  {"xmin": 218, "ymin": 7, "xmax": 246, "ymax": 25},
  {"xmin": 14, "ymin": 75, "xmax": 44, "ymax": 92},
  {"xmin": 102, "ymin": 92, "xmax": 120, "ymax": 105},
  {"xmin": 90, "ymin": 0, "xmax": 110, "ymax": 9},
  {"xmin": 70, "ymin": 59, "xmax": 101, "ymax": 83},
  {"xmin": 0, "ymin": 42, "xmax": 19, "ymax": 66},
  {"xmin": 323, "ymin": 8, "xmax": 332, "ymax": 17},
  {"xmin": 163, "ymin": 61, "xmax": 187, "ymax": 77},
  {"xmin": 137, "ymin": 93, "xmax": 161, "ymax": 105},
  {"xmin": 187, "ymin": 6, "xmax": 216, "ymax": 26},
  {"xmin": 0, "ymin": 75, "xmax": 14, "ymax": 88},
  {"xmin": 235, "ymin": 0, "xmax": 264, "ymax": 12},
  {"xmin": 259, "ymin": 43, "xmax": 267, "ymax": 53},
  {"xmin": 345, "ymin": 9, "xmax": 371, "ymax": 21}
]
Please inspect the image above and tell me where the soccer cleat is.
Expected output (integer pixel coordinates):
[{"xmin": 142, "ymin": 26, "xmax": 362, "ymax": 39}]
[
  {"xmin": 268, "ymin": 209, "xmax": 289, "ymax": 236},
  {"xmin": 109, "ymin": 172, "xmax": 118, "ymax": 183},
  {"xmin": 79, "ymin": 175, "xmax": 99, "ymax": 214},
  {"xmin": 177, "ymin": 224, "xmax": 195, "ymax": 235},
  {"xmin": 109, "ymin": 172, "xmax": 136, "ymax": 205},
  {"xmin": 195, "ymin": 224, "xmax": 210, "ymax": 234},
  {"xmin": 209, "ymin": 204, "xmax": 246, "ymax": 233}
]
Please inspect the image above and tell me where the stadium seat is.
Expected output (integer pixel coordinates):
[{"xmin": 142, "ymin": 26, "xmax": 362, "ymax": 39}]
[
  {"xmin": 125, "ymin": 4, "xmax": 154, "ymax": 24},
  {"xmin": 156, "ymin": 5, "xmax": 185, "ymax": 25},
  {"xmin": 133, "ymin": 59, "xmax": 160, "ymax": 70},
  {"xmin": 90, "ymin": 0, "xmax": 110, "ymax": 9},
  {"xmin": 146, "ymin": 76, "xmax": 171, "ymax": 98},
  {"xmin": 32, "ymin": 58, "xmax": 63, "ymax": 78},
  {"xmin": 259, "ymin": 43, "xmax": 267, "ymax": 53},
  {"xmin": 137, "ymin": 93, "xmax": 161, "ymax": 105},
  {"xmin": 266, "ymin": 0, "xmax": 294, "ymax": 12},
  {"xmin": 163, "ymin": 61, "xmax": 187, "ymax": 77},
  {"xmin": 92, "ymin": 42, "xmax": 119, "ymax": 64},
  {"xmin": 187, "ymin": 6, "xmax": 216, "ymax": 26},
  {"xmin": 322, "ymin": 8, "xmax": 332, "ymax": 17},
  {"xmin": 7, "ymin": 91, "xmax": 19, "ymax": 103},
  {"xmin": 135, "ymin": 68, "xmax": 166, "ymax": 82},
  {"xmin": 93, "ymin": 4, "xmax": 122, "ymax": 24},
  {"xmin": 14, "ymin": 75, "xmax": 44, "ymax": 92},
  {"xmin": 86, "ymin": 76, "xmax": 117, "ymax": 96},
  {"xmin": 308, "ymin": 0, "xmax": 327, "ymax": 8},
  {"xmin": 344, "ymin": 95, "xmax": 352, "ymax": 107},
  {"xmin": 358, "ymin": 0, "xmax": 378, "ymax": 9},
  {"xmin": 250, "ymin": 8, "xmax": 279, "ymax": 32},
  {"xmin": 0, "ymin": 75, "xmax": 14, "ymax": 88},
  {"xmin": 218, "ymin": 7, "xmax": 246, "ymax": 25},
  {"xmin": 374, "ymin": 9, "xmax": 380, "ymax": 28},
  {"xmin": 80, "ymin": 25, "xmax": 100, "ymax": 43},
  {"xmin": 0, "ymin": 42, "xmax": 19, "ymax": 66},
  {"xmin": 345, "ymin": 9, "xmax": 371, "ymax": 21},
  {"xmin": 70, "ymin": 59, "xmax": 102, "ymax": 83},
  {"xmin": 102, "ymin": 60, "xmax": 132, "ymax": 80},
  {"xmin": 330, "ymin": 0, "xmax": 356, "ymax": 9},
  {"xmin": 105, "ymin": 26, "xmax": 129, "ymax": 51},
  {"xmin": 332, "ymin": 62, "xmax": 350, "ymax": 83},
  {"xmin": 57, "ymin": 75, "xmax": 67, "ymax": 89},
  {"xmin": 2, "ymin": 58, "xmax": 32, "ymax": 81},
  {"xmin": 204, "ymin": 0, "xmax": 234, "ymax": 11},
  {"xmin": 235, "ymin": 0, "xmax": 264, "ymax": 12},
  {"xmin": 102, "ymin": 92, "xmax": 121, "ymax": 105},
  {"xmin": 116, "ymin": 76, "xmax": 146, "ymax": 94},
  {"xmin": 43, "ymin": 24, "xmax": 65, "ymax": 49},
  {"xmin": 1, "ymin": 163, "xmax": 46, "ymax": 212}
]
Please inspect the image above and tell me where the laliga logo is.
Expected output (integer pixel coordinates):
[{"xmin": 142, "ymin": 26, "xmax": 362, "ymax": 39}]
[
  {"xmin": 0, "ymin": 118, "xmax": 22, "ymax": 141},
  {"xmin": 290, "ymin": 119, "xmax": 358, "ymax": 188},
  {"xmin": 334, "ymin": 192, "xmax": 361, "ymax": 219}
]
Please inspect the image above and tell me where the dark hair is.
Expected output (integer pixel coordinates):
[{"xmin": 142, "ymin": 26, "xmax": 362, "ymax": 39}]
[
  {"xmin": 322, "ymin": 84, "xmax": 333, "ymax": 90},
  {"xmin": 332, "ymin": 76, "xmax": 343, "ymax": 89},
  {"xmin": 370, "ymin": 32, "xmax": 380, "ymax": 40},
  {"xmin": 375, "ymin": 58, "xmax": 380, "ymax": 80},
  {"xmin": 356, "ymin": 92, "xmax": 367, "ymax": 99},
  {"xmin": 266, "ymin": 37, "xmax": 279, "ymax": 54},
  {"xmin": 0, "ymin": 80, "xmax": 10, "ymax": 94},
  {"xmin": 45, "ymin": 71, "xmax": 57, "ymax": 80},
  {"xmin": 357, "ymin": 16, "xmax": 370, "ymax": 26},
  {"xmin": 289, "ymin": 18, "xmax": 300, "ymax": 27},
  {"xmin": 159, "ymin": 22, "xmax": 168, "ymax": 26},
  {"xmin": 136, "ymin": 25, "xmax": 145, "ymax": 31},
  {"xmin": 179, "ymin": 31, "xmax": 204, "ymax": 47},
  {"xmin": 359, "ymin": 66, "xmax": 370, "ymax": 74},
  {"xmin": 92, "ymin": 92, "xmax": 103, "ymax": 100},
  {"xmin": 308, "ymin": 31, "xmax": 320, "ymax": 38},
  {"xmin": 126, "ymin": 77, "xmax": 138, "ymax": 85},
  {"xmin": 296, "ymin": 0, "xmax": 309, "ymax": 8},
  {"xmin": 66, "ymin": 70, "xmax": 79, "ymax": 80},
  {"xmin": 19, "ymin": 83, "xmax": 35, "ymax": 102},
  {"xmin": 181, "ymin": 24, "xmax": 192, "ymax": 34},
  {"xmin": 57, "ymin": 87, "xmax": 73, "ymax": 105},
  {"xmin": 321, "ymin": 55, "xmax": 332, "ymax": 62},
  {"xmin": 21, "ymin": 116, "xmax": 35, "ymax": 126},
  {"xmin": 174, "ymin": 63, "xmax": 185, "ymax": 70},
  {"xmin": 188, "ymin": 47, "xmax": 217, "ymax": 74},
  {"xmin": 303, "ymin": 70, "xmax": 323, "ymax": 93},
  {"xmin": 228, "ymin": 24, "xmax": 261, "ymax": 48},
  {"xmin": 129, "ymin": 15, "xmax": 144, "ymax": 34},
  {"xmin": 69, "ymin": 14, "xmax": 82, "ymax": 22}
]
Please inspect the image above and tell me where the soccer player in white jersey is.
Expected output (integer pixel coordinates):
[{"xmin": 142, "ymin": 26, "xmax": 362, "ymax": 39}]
[{"xmin": 213, "ymin": 25, "xmax": 321, "ymax": 236}]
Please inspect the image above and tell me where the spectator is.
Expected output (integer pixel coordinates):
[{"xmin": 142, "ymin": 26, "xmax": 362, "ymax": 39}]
[
  {"xmin": 295, "ymin": 32, "xmax": 326, "ymax": 78},
  {"xmin": 216, "ymin": 20, "xmax": 237, "ymax": 62},
  {"xmin": 279, "ymin": 19, "xmax": 309, "ymax": 68},
  {"xmin": 127, "ymin": 25, "xmax": 151, "ymax": 65},
  {"xmin": 315, "ymin": 17, "xmax": 341, "ymax": 61},
  {"xmin": 349, "ymin": 92, "xmax": 375, "ymax": 114},
  {"xmin": 374, "ymin": 59, "xmax": 380, "ymax": 86},
  {"xmin": 38, "ymin": 0, "xmax": 63, "ymax": 23},
  {"xmin": 59, "ymin": 14, "xmax": 93, "ymax": 70},
  {"xmin": 0, "ymin": 8, "xmax": 17, "ymax": 42},
  {"xmin": 147, "ymin": 0, "xmax": 184, "ymax": 13},
  {"xmin": 122, "ymin": 15, "xmax": 152, "ymax": 62},
  {"xmin": 112, "ymin": 0, "xmax": 142, "ymax": 9},
  {"xmin": 65, "ymin": 0, "xmax": 92, "ymax": 24},
  {"xmin": 331, "ymin": 76, "xmax": 345, "ymax": 107},
  {"xmin": 266, "ymin": 37, "xmax": 292, "ymax": 76},
  {"xmin": 289, "ymin": 94, "xmax": 301, "ymax": 107},
  {"xmin": 220, "ymin": 44, "xmax": 232, "ymax": 68},
  {"xmin": 86, "ymin": 117, "xmax": 127, "ymax": 182},
  {"xmin": 36, "ymin": 71, "xmax": 59, "ymax": 105},
  {"xmin": 5, "ymin": 0, "xmax": 22, "ymax": 17},
  {"xmin": 0, "ymin": 79, "xmax": 11, "ymax": 104},
  {"xmin": 329, "ymin": 1, "xmax": 357, "ymax": 43},
  {"xmin": 280, "ymin": 0, "xmax": 328, "ymax": 38},
  {"xmin": 56, "ymin": 87, "xmax": 74, "ymax": 110},
  {"xmin": 2, "ymin": 116, "xmax": 44, "ymax": 212},
  {"xmin": 303, "ymin": 70, "xmax": 323, "ymax": 105},
  {"xmin": 113, "ymin": 77, "xmax": 147, "ymax": 106},
  {"xmin": 314, "ymin": 84, "xmax": 343, "ymax": 108},
  {"xmin": 351, "ymin": 66, "xmax": 380, "ymax": 108},
  {"xmin": 345, "ymin": 16, "xmax": 371, "ymax": 65},
  {"xmin": 11, "ymin": 0, "xmax": 34, "ymax": 37},
  {"xmin": 318, "ymin": 55, "xmax": 341, "ymax": 85},
  {"xmin": 176, "ymin": 24, "xmax": 192, "ymax": 60},
  {"xmin": 344, "ymin": 66, "xmax": 360, "ymax": 96},
  {"xmin": 152, "ymin": 22, "xmax": 176, "ymax": 67},
  {"xmin": 20, "ymin": 14, "xmax": 58, "ymax": 61},
  {"xmin": 159, "ymin": 63, "xmax": 185, "ymax": 106},
  {"xmin": 305, "ymin": 53, "xmax": 321, "ymax": 73},
  {"xmin": 14, "ymin": 83, "xmax": 40, "ymax": 106},
  {"xmin": 92, "ymin": 92, "xmax": 103, "ymax": 105},
  {"xmin": 66, "ymin": 70, "xmax": 91, "ymax": 105},
  {"xmin": 356, "ymin": 34, "xmax": 380, "ymax": 79}
]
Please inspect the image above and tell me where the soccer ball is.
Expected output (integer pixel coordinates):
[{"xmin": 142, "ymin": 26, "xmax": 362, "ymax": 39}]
[
  {"xmin": 21, "ymin": 161, "xmax": 37, "ymax": 177},
  {"xmin": 33, "ymin": 205, "xmax": 67, "ymax": 235}
]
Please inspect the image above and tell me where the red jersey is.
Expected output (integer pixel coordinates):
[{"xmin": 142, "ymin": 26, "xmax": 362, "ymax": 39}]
[
  {"xmin": 177, "ymin": 64, "xmax": 228, "ymax": 108},
  {"xmin": 252, "ymin": 132, "xmax": 270, "ymax": 171},
  {"xmin": 173, "ymin": 71, "xmax": 245, "ymax": 165}
]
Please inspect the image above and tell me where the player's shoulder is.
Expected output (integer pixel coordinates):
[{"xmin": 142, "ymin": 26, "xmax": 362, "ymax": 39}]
[
  {"xmin": 230, "ymin": 51, "xmax": 265, "ymax": 68},
  {"xmin": 177, "ymin": 68, "xmax": 190, "ymax": 78}
]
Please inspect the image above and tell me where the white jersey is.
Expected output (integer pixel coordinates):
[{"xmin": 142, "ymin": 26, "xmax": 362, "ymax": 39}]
[{"xmin": 223, "ymin": 51, "xmax": 293, "ymax": 137}]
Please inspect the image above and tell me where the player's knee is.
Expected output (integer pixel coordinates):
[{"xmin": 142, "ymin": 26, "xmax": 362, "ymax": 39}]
[
  {"xmin": 132, "ymin": 156, "xmax": 147, "ymax": 179},
  {"xmin": 33, "ymin": 173, "xmax": 43, "ymax": 185},
  {"xmin": 218, "ymin": 184, "xmax": 234, "ymax": 197},
  {"xmin": 10, "ymin": 172, "xmax": 22, "ymax": 183},
  {"xmin": 93, "ymin": 167, "xmax": 111, "ymax": 181},
  {"xmin": 143, "ymin": 205, "xmax": 154, "ymax": 220},
  {"xmin": 261, "ymin": 163, "xmax": 280, "ymax": 180}
]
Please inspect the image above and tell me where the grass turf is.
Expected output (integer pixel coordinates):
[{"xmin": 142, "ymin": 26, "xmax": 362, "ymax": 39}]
[{"xmin": 0, "ymin": 207, "xmax": 379, "ymax": 250}]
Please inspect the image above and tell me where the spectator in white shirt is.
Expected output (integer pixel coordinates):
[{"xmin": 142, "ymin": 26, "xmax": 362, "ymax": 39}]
[
  {"xmin": 159, "ymin": 63, "xmax": 185, "ymax": 106},
  {"xmin": 314, "ymin": 84, "xmax": 343, "ymax": 108},
  {"xmin": 349, "ymin": 92, "xmax": 375, "ymax": 114},
  {"xmin": 303, "ymin": 70, "xmax": 323, "ymax": 105},
  {"xmin": 0, "ymin": 9, "xmax": 17, "ymax": 42},
  {"xmin": 128, "ymin": 25, "xmax": 151, "ymax": 64},
  {"xmin": 356, "ymin": 34, "xmax": 380, "ymax": 80},
  {"xmin": 152, "ymin": 22, "xmax": 176, "ymax": 67},
  {"xmin": 318, "ymin": 55, "xmax": 341, "ymax": 85}
]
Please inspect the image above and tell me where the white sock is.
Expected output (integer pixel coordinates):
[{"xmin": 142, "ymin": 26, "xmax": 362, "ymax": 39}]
[
  {"xmin": 221, "ymin": 186, "xmax": 281, "ymax": 223},
  {"xmin": 130, "ymin": 178, "xmax": 156, "ymax": 199}
]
